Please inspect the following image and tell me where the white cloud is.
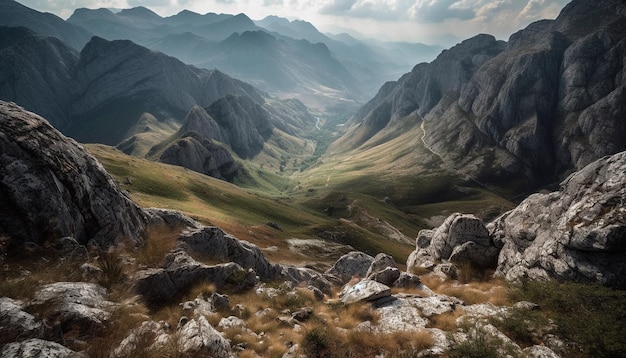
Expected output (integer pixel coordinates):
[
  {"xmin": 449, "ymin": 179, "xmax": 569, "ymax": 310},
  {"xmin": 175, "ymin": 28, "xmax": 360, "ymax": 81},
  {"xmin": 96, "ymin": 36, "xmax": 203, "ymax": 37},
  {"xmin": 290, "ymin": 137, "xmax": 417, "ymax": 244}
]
[{"xmin": 17, "ymin": 0, "xmax": 569, "ymax": 44}]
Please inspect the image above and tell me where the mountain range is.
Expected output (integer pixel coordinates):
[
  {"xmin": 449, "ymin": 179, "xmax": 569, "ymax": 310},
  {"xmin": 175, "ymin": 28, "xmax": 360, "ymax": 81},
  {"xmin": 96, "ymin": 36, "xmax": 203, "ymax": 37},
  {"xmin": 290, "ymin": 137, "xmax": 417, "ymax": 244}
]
[{"xmin": 337, "ymin": 0, "xmax": 626, "ymax": 193}]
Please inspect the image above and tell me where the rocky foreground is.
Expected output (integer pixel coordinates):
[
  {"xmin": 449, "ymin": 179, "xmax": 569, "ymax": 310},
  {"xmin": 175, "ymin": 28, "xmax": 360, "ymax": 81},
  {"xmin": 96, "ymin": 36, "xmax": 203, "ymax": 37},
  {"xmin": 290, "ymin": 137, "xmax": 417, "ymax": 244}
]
[{"xmin": 1, "ymin": 101, "xmax": 625, "ymax": 357}]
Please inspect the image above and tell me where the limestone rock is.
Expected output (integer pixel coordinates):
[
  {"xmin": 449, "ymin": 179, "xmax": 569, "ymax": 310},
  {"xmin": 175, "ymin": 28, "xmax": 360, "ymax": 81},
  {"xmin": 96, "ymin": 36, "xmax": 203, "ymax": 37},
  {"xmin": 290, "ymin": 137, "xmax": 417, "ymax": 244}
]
[
  {"xmin": 28, "ymin": 282, "xmax": 116, "ymax": 335},
  {"xmin": 407, "ymin": 214, "xmax": 499, "ymax": 272},
  {"xmin": 366, "ymin": 253, "xmax": 397, "ymax": 277},
  {"xmin": 177, "ymin": 316, "xmax": 231, "ymax": 358},
  {"xmin": 135, "ymin": 250, "xmax": 257, "ymax": 305},
  {"xmin": 368, "ymin": 267, "xmax": 401, "ymax": 287},
  {"xmin": 492, "ymin": 151, "xmax": 626, "ymax": 287},
  {"xmin": 178, "ymin": 226, "xmax": 278, "ymax": 280},
  {"xmin": 339, "ymin": 279, "xmax": 391, "ymax": 304},
  {"xmin": 523, "ymin": 345, "xmax": 561, "ymax": 358},
  {"xmin": 144, "ymin": 208, "xmax": 201, "ymax": 229},
  {"xmin": 0, "ymin": 338, "xmax": 82, "ymax": 358},
  {"xmin": 0, "ymin": 297, "xmax": 43, "ymax": 342},
  {"xmin": 112, "ymin": 320, "xmax": 171, "ymax": 357},
  {"xmin": 0, "ymin": 101, "xmax": 147, "ymax": 249},
  {"xmin": 325, "ymin": 251, "xmax": 374, "ymax": 284},
  {"xmin": 393, "ymin": 272, "xmax": 423, "ymax": 289}
]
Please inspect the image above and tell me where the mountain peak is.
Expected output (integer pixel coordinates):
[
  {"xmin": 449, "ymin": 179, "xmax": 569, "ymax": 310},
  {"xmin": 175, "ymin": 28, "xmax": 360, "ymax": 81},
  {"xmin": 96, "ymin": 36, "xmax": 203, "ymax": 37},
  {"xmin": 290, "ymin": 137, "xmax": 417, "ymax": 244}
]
[{"xmin": 118, "ymin": 6, "xmax": 163, "ymax": 21}]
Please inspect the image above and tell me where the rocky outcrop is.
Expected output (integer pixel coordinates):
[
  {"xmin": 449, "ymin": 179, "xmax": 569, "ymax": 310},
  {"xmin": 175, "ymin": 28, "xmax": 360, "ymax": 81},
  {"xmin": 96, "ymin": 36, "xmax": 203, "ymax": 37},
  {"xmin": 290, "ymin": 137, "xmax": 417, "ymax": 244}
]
[
  {"xmin": 154, "ymin": 133, "xmax": 240, "ymax": 181},
  {"xmin": 325, "ymin": 251, "xmax": 374, "ymax": 284},
  {"xmin": 0, "ymin": 297, "xmax": 43, "ymax": 342},
  {"xmin": 28, "ymin": 282, "xmax": 117, "ymax": 336},
  {"xmin": 134, "ymin": 250, "xmax": 257, "ymax": 305},
  {"xmin": 407, "ymin": 214, "xmax": 500, "ymax": 272},
  {"xmin": 343, "ymin": 0, "xmax": 626, "ymax": 190},
  {"xmin": 179, "ymin": 226, "xmax": 278, "ymax": 280},
  {"xmin": 492, "ymin": 151, "xmax": 626, "ymax": 287},
  {"xmin": 177, "ymin": 316, "xmax": 231, "ymax": 358},
  {"xmin": 0, "ymin": 338, "xmax": 82, "ymax": 358},
  {"xmin": 0, "ymin": 101, "xmax": 147, "ymax": 249},
  {"xmin": 406, "ymin": 151, "xmax": 626, "ymax": 288}
]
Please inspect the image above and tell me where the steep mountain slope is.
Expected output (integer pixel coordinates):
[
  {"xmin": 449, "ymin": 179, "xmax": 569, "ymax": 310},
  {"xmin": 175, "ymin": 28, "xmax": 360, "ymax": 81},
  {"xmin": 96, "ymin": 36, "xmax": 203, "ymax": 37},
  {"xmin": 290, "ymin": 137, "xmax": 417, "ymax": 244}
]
[
  {"xmin": 0, "ymin": 28, "xmax": 264, "ymax": 145},
  {"xmin": 0, "ymin": 26, "xmax": 78, "ymax": 129},
  {"xmin": 0, "ymin": 0, "xmax": 92, "ymax": 50},
  {"xmin": 337, "ymin": 0, "xmax": 626, "ymax": 192},
  {"xmin": 0, "ymin": 26, "xmax": 318, "ymax": 183}
]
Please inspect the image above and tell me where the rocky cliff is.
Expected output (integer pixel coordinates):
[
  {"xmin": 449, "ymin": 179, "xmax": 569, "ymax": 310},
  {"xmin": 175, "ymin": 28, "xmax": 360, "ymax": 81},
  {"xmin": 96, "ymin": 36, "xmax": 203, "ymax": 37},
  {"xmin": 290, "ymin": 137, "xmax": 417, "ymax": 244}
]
[
  {"xmin": 343, "ymin": 0, "xmax": 626, "ymax": 191},
  {"xmin": 0, "ymin": 101, "xmax": 147, "ymax": 249}
]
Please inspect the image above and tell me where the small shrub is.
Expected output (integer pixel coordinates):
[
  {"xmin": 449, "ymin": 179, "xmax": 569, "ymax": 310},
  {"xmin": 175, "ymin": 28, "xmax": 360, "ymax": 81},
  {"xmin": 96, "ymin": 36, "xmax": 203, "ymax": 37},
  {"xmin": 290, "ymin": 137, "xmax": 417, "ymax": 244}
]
[
  {"xmin": 489, "ymin": 308, "xmax": 550, "ymax": 347},
  {"xmin": 448, "ymin": 336, "xmax": 500, "ymax": 358},
  {"xmin": 97, "ymin": 251, "xmax": 125, "ymax": 289},
  {"xmin": 510, "ymin": 280, "xmax": 626, "ymax": 358},
  {"xmin": 302, "ymin": 326, "xmax": 334, "ymax": 358}
]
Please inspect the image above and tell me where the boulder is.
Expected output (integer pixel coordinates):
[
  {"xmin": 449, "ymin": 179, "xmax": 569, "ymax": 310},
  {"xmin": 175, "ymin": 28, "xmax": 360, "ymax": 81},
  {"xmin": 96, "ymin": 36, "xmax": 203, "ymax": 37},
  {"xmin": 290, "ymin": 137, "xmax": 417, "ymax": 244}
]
[
  {"xmin": 28, "ymin": 282, "xmax": 116, "ymax": 335},
  {"xmin": 0, "ymin": 338, "xmax": 82, "ymax": 358},
  {"xmin": 365, "ymin": 253, "xmax": 397, "ymax": 277},
  {"xmin": 406, "ymin": 214, "xmax": 499, "ymax": 272},
  {"xmin": 177, "ymin": 316, "xmax": 231, "ymax": 358},
  {"xmin": 135, "ymin": 250, "xmax": 257, "ymax": 305},
  {"xmin": 0, "ymin": 101, "xmax": 147, "ymax": 250},
  {"xmin": 368, "ymin": 267, "xmax": 401, "ymax": 287},
  {"xmin": 325, "ymin": 251, "xmax": 374, "ymax": 284},
  {"xmin": 492, "ymin": 151, "xmax": 626, "ymax": 287},
  {"xmin": 112, "ymin": 320, "xmax": 171, "ymax": 357},
  {"xmin": 393, "ymin": 272, "xmax": 423, "ymax": 289},
  {"xmin": 339, "ymin": 279, "xmax": 391, "ymax": 304},
  {"xmin": 178, "ymin": 226, "xmax": 278, "ymax": 280},
  {"xmin": 0, "ymin": 297, "xmax": 43, "ymax": 342}
]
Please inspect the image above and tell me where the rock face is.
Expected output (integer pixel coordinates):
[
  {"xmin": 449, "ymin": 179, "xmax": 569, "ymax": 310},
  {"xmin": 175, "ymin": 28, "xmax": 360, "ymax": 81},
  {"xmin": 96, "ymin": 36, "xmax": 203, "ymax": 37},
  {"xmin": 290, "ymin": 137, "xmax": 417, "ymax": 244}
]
[
  {"xmin": 177, "ymin": 316, "xmax": 231, "ymax": 358},
  {"xmin": 342, "ymin": 0, "xmax": 626, "ymax": 190},
  {"xmin": 0, "ymin": 101, "xmax": 147, "ymax": 249},
  {"xmin": 492, "ymin": 151, "xmax": 626, "ymax": 287},
  {"xmin": 407, "ymin": 214, "xmax": 500, "ymax": 271},
  {"xmin": 339, "ymin": 279, "xmax": 391, "ymax": 304}
]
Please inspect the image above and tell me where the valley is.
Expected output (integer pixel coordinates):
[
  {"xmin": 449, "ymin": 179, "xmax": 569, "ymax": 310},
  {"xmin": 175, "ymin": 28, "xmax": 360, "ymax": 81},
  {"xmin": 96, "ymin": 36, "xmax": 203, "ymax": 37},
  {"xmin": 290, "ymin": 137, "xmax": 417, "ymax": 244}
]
[{"xmin": 1, "ymin": 0, "xmax": 625, "ymax": 357}]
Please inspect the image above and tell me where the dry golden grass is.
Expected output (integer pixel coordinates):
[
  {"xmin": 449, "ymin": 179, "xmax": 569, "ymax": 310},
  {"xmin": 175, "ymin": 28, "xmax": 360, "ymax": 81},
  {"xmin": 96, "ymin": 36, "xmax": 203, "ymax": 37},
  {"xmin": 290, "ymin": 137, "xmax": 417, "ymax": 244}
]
[
  {"xmin": 135, "ymin": 224, "xmax": 182, "ymax": 268},
  {"xmin": 427, "ymin": 308, "xmax": 465, "ymax": 331}
]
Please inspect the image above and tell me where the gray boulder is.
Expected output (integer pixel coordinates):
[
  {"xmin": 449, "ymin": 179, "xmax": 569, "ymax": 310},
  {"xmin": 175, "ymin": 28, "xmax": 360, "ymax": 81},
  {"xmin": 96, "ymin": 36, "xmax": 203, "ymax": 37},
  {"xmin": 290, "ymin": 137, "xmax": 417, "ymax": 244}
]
[
  {"xmin": 177, "ymin": 316, "xmax": 231, "ymax": 358},
  {"xmin": 492, "ymin": 151, "xmax": 626, "ymax": 287},
  {"xmin": 0, "ymin": 297, "xmax": 43, "ymax": 342},
  {"xmin": 339, "ymin": 279, "xmax": 391, "ymax": 304},
  {"xmin": 325, "ymin": 251, "xmax": 374, "ymax": 284},
  {"xmin": 407, "ymin": 214, "xmax": 499, "ymax": 271},
  {"xmin": 0, "ymin": 338, "xmax": 82, "ymax": 358},
  {"xmin": 28, "ymin": 282, "xmax": 116, "ymax": 335},
  {"xmin": 0, "ymin": 101, "xmax": 147, "ymax": 249},
  {"xmin": 135, "ymin": 250, "xmax": 257, "ymax": 305},
  {"xmin": 179, "ymin": 226, "xmax": 278, "ymax": 280}
]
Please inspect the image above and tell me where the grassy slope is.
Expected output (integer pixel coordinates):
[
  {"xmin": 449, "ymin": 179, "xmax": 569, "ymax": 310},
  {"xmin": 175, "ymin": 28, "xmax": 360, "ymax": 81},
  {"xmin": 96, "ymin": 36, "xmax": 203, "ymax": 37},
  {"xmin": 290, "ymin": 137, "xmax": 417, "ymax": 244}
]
[{"xmin": 87, "ymin": 112, "xmax": 514, "ymax": 265}]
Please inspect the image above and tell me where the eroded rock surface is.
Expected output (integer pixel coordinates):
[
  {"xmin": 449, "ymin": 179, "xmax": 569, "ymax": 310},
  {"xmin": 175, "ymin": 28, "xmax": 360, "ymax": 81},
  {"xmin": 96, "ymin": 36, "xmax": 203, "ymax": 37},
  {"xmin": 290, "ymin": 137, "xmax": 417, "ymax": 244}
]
[
  {"xmin": 0, "ymin": 101, "xmax": 147, "ymax": 249},
  {"xmin": 492, "ymin": 151, "xmax": 626, "ymax": 287}
]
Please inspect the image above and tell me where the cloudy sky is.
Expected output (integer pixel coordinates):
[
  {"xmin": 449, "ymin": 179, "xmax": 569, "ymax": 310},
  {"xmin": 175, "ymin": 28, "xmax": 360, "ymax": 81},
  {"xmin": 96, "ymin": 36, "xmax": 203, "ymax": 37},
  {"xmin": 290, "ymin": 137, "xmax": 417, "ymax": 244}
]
[{"xmin": 19, "ymin": 0, "xmax": 570, "ymax": 45}]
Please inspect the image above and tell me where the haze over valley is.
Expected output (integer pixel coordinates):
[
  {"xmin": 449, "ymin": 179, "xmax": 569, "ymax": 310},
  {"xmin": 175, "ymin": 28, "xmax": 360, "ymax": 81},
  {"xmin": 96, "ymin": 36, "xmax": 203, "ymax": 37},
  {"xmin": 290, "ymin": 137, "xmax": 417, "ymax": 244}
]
[{"xmin": 1, "ymin": 0, "xmax": 625, "ymax": 357}]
